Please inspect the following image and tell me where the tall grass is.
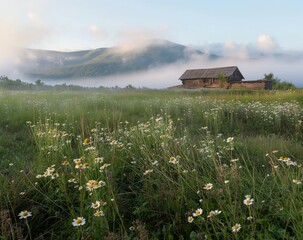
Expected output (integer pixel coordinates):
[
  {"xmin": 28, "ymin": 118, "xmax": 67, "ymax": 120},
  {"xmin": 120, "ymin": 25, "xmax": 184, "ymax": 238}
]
[{"xmin": 1, "ymin": 89, "xmax": 303, "ymax": 239}]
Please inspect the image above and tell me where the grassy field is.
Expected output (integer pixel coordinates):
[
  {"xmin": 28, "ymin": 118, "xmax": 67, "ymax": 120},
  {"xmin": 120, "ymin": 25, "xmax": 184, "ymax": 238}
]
[{"xmin": 1, "ymin": 88, "xmax": 303, "ymax": 239}]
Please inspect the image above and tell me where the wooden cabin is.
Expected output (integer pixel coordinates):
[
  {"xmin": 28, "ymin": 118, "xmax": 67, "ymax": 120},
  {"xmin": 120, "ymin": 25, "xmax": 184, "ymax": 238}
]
[
  {"xmin": 179, "ymin": 66, "xmax": 271, "ymax": 90},
  {"xmin": 179, "ymin": 66, "xmax": 244, "ymax": 88}
]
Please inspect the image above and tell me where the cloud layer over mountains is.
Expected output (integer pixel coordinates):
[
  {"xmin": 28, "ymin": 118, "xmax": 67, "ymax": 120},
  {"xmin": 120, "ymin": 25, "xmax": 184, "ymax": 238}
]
[{"xmin": 1, "ymin": 36, "xmax": 303, "ymax": 88}]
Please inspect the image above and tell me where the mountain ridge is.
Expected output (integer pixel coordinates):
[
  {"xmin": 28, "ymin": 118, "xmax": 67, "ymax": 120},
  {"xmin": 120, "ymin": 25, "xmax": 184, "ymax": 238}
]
[{"xmin": 18, "ymin": 40, "xmax": 209, "ymax": 80}]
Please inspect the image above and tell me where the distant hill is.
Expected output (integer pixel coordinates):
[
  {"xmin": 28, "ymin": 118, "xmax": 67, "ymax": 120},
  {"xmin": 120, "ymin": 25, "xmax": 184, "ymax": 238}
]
[{"xmin": 18, "ymin": 40, "xmax": 214, "ymax": 80}]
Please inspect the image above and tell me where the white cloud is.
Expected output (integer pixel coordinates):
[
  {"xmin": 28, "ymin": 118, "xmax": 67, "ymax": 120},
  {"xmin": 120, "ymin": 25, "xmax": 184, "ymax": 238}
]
[
  {"xmin": 113, "ymin": 27, "xmax": 170, "ymax": 54},
  {"xmin": 90, "ymin": 25, "xmax": 108, "ymax": 39},
  {"xmin": 256, "ymin": 34, "xmax": 279, "ymax": 52},
  {"xmin": 223, "ymin": 41, "xmax": 249, "ymax": 59},
  {"xmin": 0, "ymin": 16, "xmax": 53, "ymax": 77}
]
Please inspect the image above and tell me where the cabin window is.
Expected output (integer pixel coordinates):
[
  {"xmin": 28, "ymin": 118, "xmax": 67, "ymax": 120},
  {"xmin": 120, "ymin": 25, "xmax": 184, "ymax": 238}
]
[{"xmin": 210, "ymin": 79, "xmax": 214, "ymax": 84}]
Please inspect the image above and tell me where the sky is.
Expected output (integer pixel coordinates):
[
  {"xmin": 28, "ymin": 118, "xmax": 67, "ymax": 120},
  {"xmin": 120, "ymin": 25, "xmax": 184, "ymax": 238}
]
[{"xmin": 1, "ymin": 0, "xmax": 303, "ymax": 87}]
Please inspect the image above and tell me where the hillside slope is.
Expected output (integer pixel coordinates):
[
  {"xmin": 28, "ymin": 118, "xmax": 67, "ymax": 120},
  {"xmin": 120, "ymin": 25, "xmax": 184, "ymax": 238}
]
[{"xmin": 18, "ymin": 40, "xmax": 207, "ymax": 80}]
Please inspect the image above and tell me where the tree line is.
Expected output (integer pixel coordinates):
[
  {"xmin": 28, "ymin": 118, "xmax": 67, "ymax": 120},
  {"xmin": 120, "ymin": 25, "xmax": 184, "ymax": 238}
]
[
  {"xmin": 0, "ymin": 74, "xmax": 297, "ymax": 91},
  {"xmin": 263, "ymin": 73, "xmax": 296, "ymax": 90},
  {"xmin": 0, "ymin": 76, "xmax": 116, "ymax": 91}
]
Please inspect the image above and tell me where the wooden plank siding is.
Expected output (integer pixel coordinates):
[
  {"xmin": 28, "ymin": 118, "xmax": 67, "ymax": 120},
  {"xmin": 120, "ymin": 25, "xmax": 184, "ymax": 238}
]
[
  {"xmin": 182, "ymin": 79, "xmax": 221, "ymax": 89},
  {"xmin": 230, "ymin": 80, "xmax": 272, "ymax": 90}
]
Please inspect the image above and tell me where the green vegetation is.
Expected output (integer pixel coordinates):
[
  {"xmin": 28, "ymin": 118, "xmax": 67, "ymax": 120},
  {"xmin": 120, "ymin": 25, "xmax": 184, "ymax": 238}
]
[
  {"xmin": 1, "ymin": 88, "xmax": 303, "ymax": 239},
  {"xmin": 264, "ymin": 73, "xmax": 296, "ymax": 90},
  {"xmin": 0, "ymin": 76, "xmax": 111, "ymax": 91},
  {"xmin": 217, "ymin": 73, "xmax": 227, "ymax": 88}
]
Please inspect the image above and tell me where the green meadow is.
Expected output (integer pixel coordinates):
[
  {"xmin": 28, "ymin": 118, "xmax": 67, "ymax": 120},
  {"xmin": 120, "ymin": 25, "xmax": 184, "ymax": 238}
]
[{"xmin": 1, "ymin": 88, "xmax": 303, "ymax": 239}]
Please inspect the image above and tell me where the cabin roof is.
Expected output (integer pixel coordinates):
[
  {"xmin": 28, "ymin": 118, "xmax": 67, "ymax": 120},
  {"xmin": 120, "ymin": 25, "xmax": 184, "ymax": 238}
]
[{"xmin": 179, "ymin": 66, "xmax": 244, "ymax": 80}]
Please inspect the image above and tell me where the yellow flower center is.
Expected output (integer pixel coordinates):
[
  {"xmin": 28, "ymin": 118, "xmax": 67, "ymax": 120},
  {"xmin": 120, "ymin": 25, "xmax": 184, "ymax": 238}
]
[
  {"xmin": 83, "ymin": 138, "xmax": 90, "ymax": 144},
  {"xmin": 76, "ymin": 219, "xmax": 82, "ymax": 224}
]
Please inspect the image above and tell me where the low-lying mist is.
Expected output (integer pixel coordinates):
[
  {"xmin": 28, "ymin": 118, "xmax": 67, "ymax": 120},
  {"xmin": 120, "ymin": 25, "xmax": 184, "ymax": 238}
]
[{"xmin": 41, "ymin": 55, "xmax": 303, "ymax": 89}]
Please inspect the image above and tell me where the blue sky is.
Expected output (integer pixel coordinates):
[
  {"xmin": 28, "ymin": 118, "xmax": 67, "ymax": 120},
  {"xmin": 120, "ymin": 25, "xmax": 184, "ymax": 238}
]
[{"xmin": 1, "ymin": 0, "xmax": 303, "ymax": 51}]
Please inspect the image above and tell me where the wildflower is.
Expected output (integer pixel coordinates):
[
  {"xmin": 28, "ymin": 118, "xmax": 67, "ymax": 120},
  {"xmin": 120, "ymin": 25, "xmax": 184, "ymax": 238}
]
[
  {"xmin": 243, "ymin": 196, "xmax": 254, "ymax": 206},
  {"xmin": 286, "ymin": 161, "xmax": 297, "ymax": 166},
  {"xmin": 18, "ymin": 210, "xmax": 32, "ymax": 219},
  {"xmin": 51, "ymin": 173, "xmax": 59, "ymax": 179},
  {"xmin": 83, "ymin": 138, "xmax": 91, "ymax": 145},
  {"xmin": 203, "ymin": 183, "xmax": 213, "ymax": 190},
  {"xmin": 73, "ymin": 158, "xmax": 82, "ymax": 169},
  {"xmin": 94, "ymin": 157, "xmax": 104, "ymax": 163},
  {"xmin": 188, "ymin": 216, "xmax": 194, "ymax": 223},
  {"xmin": 278, "ymin": 156, "xmax": 297, "ymax": 166},
  {"xmin": 232, "ymin": 223, "xmax": 241, "ymax": 233},
  {"xmin": 226, "ymin": 137, "xmax": 234, "ymax": 143},
  {"xmin": 151, "ymin": 160, "xmax": 159, "ymax": 166},
  {"xmin": 99, "ymin": 163, "xmax": 111, "ymax": 172},
  {"xmin": 207, "ymin": 210, "xmax": 221, "ymax": 218},
  {"xmin": 85, "ymin": 146, "xmax": 96, "ymax": 151},
  {"xmin": 68, "ymin": 178, "xmax": 77, "ymax": 183},
  {"xmin": 82, "ymin": 163, "xmax": 89, "ymax": 169},
  {"xmin": 169, "ymin": 156, "xmax": 179, "ymax": 165},
  {"xmin": 247, "ymin": 216, "xmax": 253, "ymax": 221},
  {"xmin": 61, "ymin": 131, "xmax": 68, "ymax": 137},
  {"xmin": 43, "ymin": 166, "xmax": 55, "ymax": 177},
  {"xmin": 91, "ymin": 201, "xmax": 101, "ymax": 209},
  {"xmin": 224, "ymin": 180, "xmax": 230, "ymax": 184},
  {"xmin": 143, "ymin": 169, "xmax": 153, "ymax": 175},
  {"xmin": 192, "ymin": 208, "xmax": 203, "ymax": 217},
  {"xmin": 72, "ymin": 217, "xmax": 86, "ymax": 227},
  {"xmin": 99, "ymin": 199, "xmax": 107, "ymax": 206},
  {"xmin": 75, "ymin": 163, "xmax": 83, "ymax": 169},
  {"xmin": 129, "ymin": 226, "xmax": 135, "ymax": 231},
  {"xmin": 230, "ymin": 158, "xmax": 239, "ymax": 163},
  {"xmin": 293, "ymin": 179, "xmax": 302, "ymax": 185},
  {"xmin": 94, "ymin": 210, "xmax": 105, "ymax": 217},
  {"xmin": 62, "ymin": 160, "xmax": 69, "ymax": 166},
  {"xmin": 85, "ymin": 180, "xmax": 106, "ymax": 191}
]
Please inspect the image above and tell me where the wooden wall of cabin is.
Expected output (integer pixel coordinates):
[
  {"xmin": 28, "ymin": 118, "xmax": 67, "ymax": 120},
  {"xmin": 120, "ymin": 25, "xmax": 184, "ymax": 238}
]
[
  {"xmin": 182, "ymin": 79, "xmax": 221, "ymax": 88},
  {"xmin": 230, "ymin": 82, "xmax": 266, "ymax": 90},
  {"xmin": 181, "ymin": 79, "xmax": 270, "ymax": 90}
]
